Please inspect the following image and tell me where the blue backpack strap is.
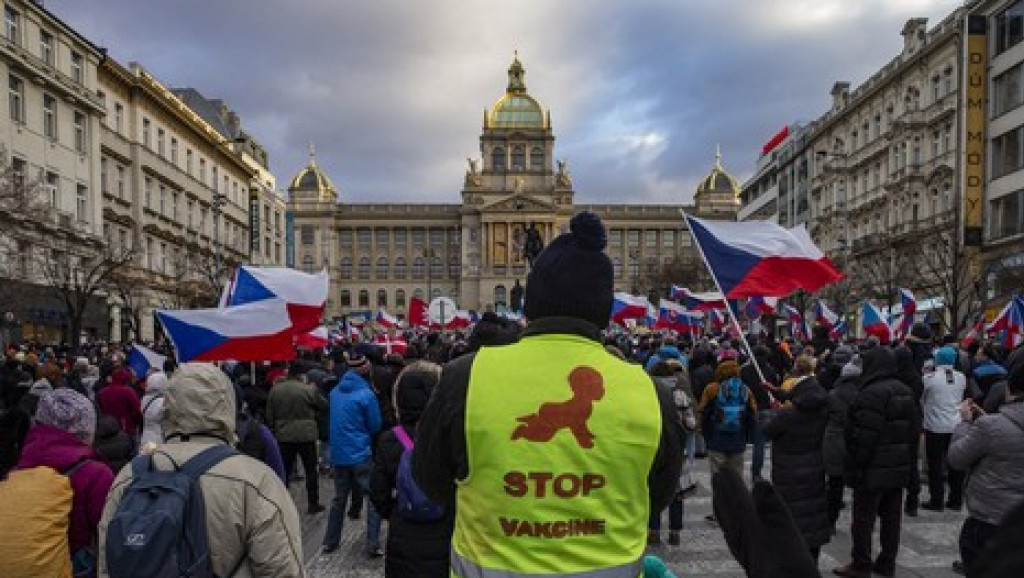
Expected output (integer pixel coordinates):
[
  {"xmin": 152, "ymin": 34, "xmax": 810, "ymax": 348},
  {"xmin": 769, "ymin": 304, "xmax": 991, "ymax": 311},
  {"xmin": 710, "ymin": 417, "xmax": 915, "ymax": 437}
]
[
  {"xmin": 177, "ymin": 445, "xmax": 238, "ymax": 481},
  {"xmin": 129, "ymin": 453, "xmax": 153, "ymax": 479}
]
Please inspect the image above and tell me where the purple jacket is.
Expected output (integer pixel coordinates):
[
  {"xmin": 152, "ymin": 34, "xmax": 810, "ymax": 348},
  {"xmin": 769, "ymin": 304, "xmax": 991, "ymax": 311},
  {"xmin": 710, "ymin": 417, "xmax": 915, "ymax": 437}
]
[
  {"xmin": 257, "ymin": 422, "xmax": 287, "ymax": 483},
  {"xmin": 16, "ymin": 425, "xmax": 114, "ymax": 553}
]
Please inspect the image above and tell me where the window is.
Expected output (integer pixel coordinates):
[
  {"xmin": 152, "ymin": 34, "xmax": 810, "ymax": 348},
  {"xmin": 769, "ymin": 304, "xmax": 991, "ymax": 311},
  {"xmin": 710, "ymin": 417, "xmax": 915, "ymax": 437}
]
[
  {"xmin": 376, "ymin": 228, "xmax": 389, "ymax": 247},
  {"xmin": 357, "ymin": 228, "xmax": 371, "ymax": 247},
  {"xmin": 394, "ymin": 256, "xmax": 406, "ymax": 279},
  {"xmin": 412, "ymin": 228, "xmax": 425, "ymax": 245},
  {"xmin": 172, "ymin": 191, "xmax": 179, "ymax": 220},
  {"xmin": 45, "ymin": 172, "xmax": 59, "ymax": 207},
  {"xmin": 994, "ymin": 64, "xmax": 1023, "ymax": 117},
  {"xmin": 159, "ymin": 186, "xmax": 166, "ymax": 215},
  {"xmin": 43, "ymin": 94, "xmax": 56, "ymax": 139},
  {"xmin": 142, "ymin": 118, "xmax": 151, "ymax": 148},
  {"xmin": 100, "ymin": 158, "xmax": 108, "ymax": 194},
  {"xmin": 512, "ymin": 146, "xmax": 525, "ymax": 170},
  {"xmin": 212, "ymin": 166, "xmax": 219, "ymax": 191},
  {"xmin": 993, "ymin": 126, "xmax": 1023, "ymax": 178},
  {"xmin": 170, "ymin": 138, "xmax": 178, "ymax": 164},
  {"xmin": 70, "ymin": 52, "xmax": 83, "ymax": 83},
  {"xmin": 8, "ymin": 74, "xmax": 23, "ymax": 122},
  {"xmin": 118, "ymin": 229, "xmax": 128, "ymax": 251},
  {"xmin": 492, "ymin": 147, "xmax": 506, "ymax": 170},
  {"xmin": 358, "ymin": 256, "xmax": 370, "ymax": 279},
  {"xmin": 396, "ymin": 289, "xmax": 406, "ymax": 309},
  {"xmin": 645, "ymin": 230, "xmax": 657, "ymax": 248},
  {"xmin": 73, "ymin": 110, "xmax": 86, "ymax": 153},
  {"xmin": 997, "ymin": 2, "xmax": 1024, "ymax": 55},
  {"xmin": 4, "ymin": 5, "xmax": 19, "ymax": 43},
  {"xmin": 944, "ymin": 68, "xmax": 953, "ymax": 95},
  {"xmin": 340, "ymin": 290, "xmax": 351, "ymax": 308},
  {"xmin": 302, "ymin": 255, "xmax": 314, "ymax": 273},
  {"xmin": 494, "ymin": 285, "xmax": 507, "ymax": 308},
  {"xmin": 76, "ymin": 184, "xmax": 87, "ymax": 222},
  {"xmin": 531, "ymin": 147, "xmax": 544, "ymax": 170},
  {"xmin": 358, "ymin": 290, "xmax": 370, "ymax": 308},
  {"xmin": 300, "ymin": 225, "xmax": 314, "ymax": 245},
  {"xmin": 646, "ymin": 257, "xmax": 658, "ymax": 275},
  {"xmin": 412, "ymin": 257, "xmax": 425, "ymax": 279},
  {"xmin": 340, "ymin": 257, "xmax": 352, "ymax": 278},
  {"xmin": 377, "ymin": 289, "xmax": 388, "ymax": 307},
  {"xmin": 663, "ymin": 229, "xmax": 675, "ymax": 248},
  {"xmin": 449, "ymin": 257, "xmax": 460, "ymax": 278},
  {"xmin": 39, "ymin": 30, "xmax": 53, "ymax": 65},
  {"xmin": 199, "ymin": 158, "xmax": 206, "ymax": 183},
  {"xmin": 185, "ymin": 149, "xmax": 194, "ymax": 175},
  {"xmin": 339, "ymin": 229, "xmax": 353, "ymax": 247},
  {"xmin": 627, "ymin": 229, "xmax": 640, "ymax": 247},
  {"xmin": 394, "ymin": 228, "xmax": 407, "ymax": 247},
  {"xmin": 114, "ymin": 103, "xmax": 123, "ymax": 133},
  {"xmin": 932, "ymin": 130, "xmax": 940, "ymax": 157},
  {"xmin": 429, "ymin": 228, "xmax": 443, "ymax": 246},
  {"xmin": 989, "ymin": 189, "xmax": 1024, "ymax": 239},
  {"xmin": 186, "ymin": 200, "xmax": 194, "ymax": 229},
  {"xmin": 116, "ymin": 165, "xmax": 125, "ymax": 198},
  {"xmin": 144, "ymin": 177, "xmax": 152, "ymax": 208},
  {"xmin": 609, "ymin": 229, "xmax": 622, "ymax": 248},
  {"xmin": 145, "ymin": 237, "xmax": 153, "ymax": 269},
  {"xmin": 430, "ymin": 256, "xmax": 443, "ymax": 278},
  {"xmin": 931, "ymin": 76, "xmax": 940, "ymax": 102},
  {"xmin": 613, "ymin": 257, "xmax": 622, "ymax": 278},
  {"xmin": 376, "ymin": 256, "xmax": 388, "ymax": 278}
]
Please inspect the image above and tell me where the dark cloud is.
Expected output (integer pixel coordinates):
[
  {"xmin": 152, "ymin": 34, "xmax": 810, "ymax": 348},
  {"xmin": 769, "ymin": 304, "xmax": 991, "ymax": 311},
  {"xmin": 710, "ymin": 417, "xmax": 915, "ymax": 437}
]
[{"xmin": 49, "ymin": 0, "xmax": 961, "ymax": 204}]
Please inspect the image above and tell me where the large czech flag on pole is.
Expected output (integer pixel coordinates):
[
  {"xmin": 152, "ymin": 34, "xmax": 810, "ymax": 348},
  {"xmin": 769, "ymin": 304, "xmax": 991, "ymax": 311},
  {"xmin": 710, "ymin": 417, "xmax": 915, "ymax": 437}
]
[
  {"xmin": 684, "ymin": 215, "xmax": 843, "ymax": 298},
  {"xmin": 157, "ymin": 300, "xmax": 299, "ymax": 362},
  {"xmin": 861, "ymin": 302, "xmax": 893, "ymax": 344},
  {"xmin": 223, "ymin": 266, "xmax": 328, "ymax": 334}
]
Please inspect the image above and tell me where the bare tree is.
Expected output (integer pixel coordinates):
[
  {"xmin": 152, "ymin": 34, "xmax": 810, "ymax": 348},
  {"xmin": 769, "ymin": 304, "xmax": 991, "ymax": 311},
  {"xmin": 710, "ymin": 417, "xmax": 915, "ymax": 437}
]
[
  {"xmin": 0, "ymin": 146, "xmax": 50, "ymax": 303},
  {"xmin": 107, "ymin": 268, "xmax": 146, "ymax": 342},
  {"xmin": 637, "ymin": 254, "xmax": 713, "ymax": 299},
  {"xmin": 913, "ymin": 227, "xmax": 985, "ymax": 335},
  {"xmin": 849, "ymin": 241, "xmax": 919, "ymax": 313},
  {"xmin": 38, "ymin": 239, "xmax": 135, "ymax": 351}
]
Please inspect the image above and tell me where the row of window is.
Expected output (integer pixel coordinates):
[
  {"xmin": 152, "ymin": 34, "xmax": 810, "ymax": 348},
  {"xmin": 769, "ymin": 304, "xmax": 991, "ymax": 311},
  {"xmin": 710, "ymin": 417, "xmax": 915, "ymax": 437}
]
[
  {"xmin": 301, "ymin": 254, "xmax": 461, "ymax": 280},
  {"xmin": 607, "ymin": 229, "xmax": 687, "ymax": 248},
  {"xmin": 10, "ymin": 158, "xmax": 89, "ymax": 222},
  {"xmin": 491, "ymin": 145, "xmax": 544, "ymax": 171},
  {"xmin": 8, "ymin": 74, "xmax": 88, "ymax": 153},
  {"xmin": 996, "ymin": 2, "xmax": 1024, "ymax": 56},
  {"xmin": 990, "ymin": 188, "xmax": 1024, "ymax": 240},
  {"xmin": 4, "ymin": 5, "xmax": 85, "ymax": 83}
]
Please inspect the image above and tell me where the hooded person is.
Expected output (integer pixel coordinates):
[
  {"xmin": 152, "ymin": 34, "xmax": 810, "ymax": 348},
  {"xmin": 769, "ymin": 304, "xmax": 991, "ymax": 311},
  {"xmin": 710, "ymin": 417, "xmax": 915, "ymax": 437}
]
[
  {"xmin": 139, "ymin": 371, "xmax": 169, "ymax": 449},
  {"xmin": 369, "ymin": 361, "xmax": 453, "ymax": 577},
  {"xmin": 97, "ymin": 363, "xmax": 303, "ymax": 577},
  {"xmin": 413, "ymin": 212, "xmax": 684, "ymax": 578},
  {"xmin": 824, "ymin": 355, "xmax": 862, "ymax": 528},
  {"xmin": 93, "ymin": 413, "xmax": 134, "ymax": 475},
  {"xmin": 16, "ymin": 388, "xmax": 113, "ymax": 571}
]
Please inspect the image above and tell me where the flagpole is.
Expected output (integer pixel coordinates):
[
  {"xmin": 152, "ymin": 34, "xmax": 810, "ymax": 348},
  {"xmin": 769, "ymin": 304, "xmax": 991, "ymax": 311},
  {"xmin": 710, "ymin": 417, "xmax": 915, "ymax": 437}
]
[{"xmin": 681, "ymin": 210, "xmax": 768, "ymax": 385}]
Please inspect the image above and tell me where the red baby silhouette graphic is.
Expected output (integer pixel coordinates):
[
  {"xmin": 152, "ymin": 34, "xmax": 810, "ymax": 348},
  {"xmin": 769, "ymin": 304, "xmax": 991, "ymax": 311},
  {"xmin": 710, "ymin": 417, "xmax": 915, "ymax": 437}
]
[{"xmin": 511, "ymin": 366, "xmax": 605, "ymax": 449}]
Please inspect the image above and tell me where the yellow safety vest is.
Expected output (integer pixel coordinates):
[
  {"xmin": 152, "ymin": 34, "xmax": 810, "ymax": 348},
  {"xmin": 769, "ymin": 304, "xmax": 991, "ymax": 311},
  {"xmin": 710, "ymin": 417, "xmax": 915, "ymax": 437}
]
[{"xmin": 452, "ymin": 333, "xmax": 662, "ymax": 578}]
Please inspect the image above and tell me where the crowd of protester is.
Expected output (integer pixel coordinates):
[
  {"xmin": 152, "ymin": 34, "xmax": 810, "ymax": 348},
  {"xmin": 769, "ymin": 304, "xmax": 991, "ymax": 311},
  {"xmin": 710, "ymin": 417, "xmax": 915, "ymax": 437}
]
[{"xmin": 1, "ymin": 311, "xmax": 1024, "ymax": 577}]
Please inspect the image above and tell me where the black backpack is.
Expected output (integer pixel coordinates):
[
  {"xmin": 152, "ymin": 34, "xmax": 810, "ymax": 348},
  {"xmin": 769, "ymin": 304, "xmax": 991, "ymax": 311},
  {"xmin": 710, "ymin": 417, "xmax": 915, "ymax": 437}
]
[{"xmin": 237, "ymin": 416, "xmax": 267, "ymax": 462}]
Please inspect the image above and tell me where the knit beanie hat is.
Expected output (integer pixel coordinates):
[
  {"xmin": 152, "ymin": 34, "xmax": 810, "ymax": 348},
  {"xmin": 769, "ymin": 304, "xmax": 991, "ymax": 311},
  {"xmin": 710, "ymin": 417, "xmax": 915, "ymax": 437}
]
[
  {"xmin": 35, "ymin": 388, "xmax": 96, "ymax": 442},
  {"xmin": 841, "ymin": 355, "xmax": 863, "ymax": 379},
  {"xmin": 832, "ymin": 345, "xmax": 855, "ymax": 367},
  {"xmin": 907, "ymin": 322, "xmax": 933, "ymax": 344},
  {"xmin": 934, "ymin": 346, "xmax": 957, "ymax": 367},
  {"xmin": 345, "ymin": 352, "xmax": 370, "ymax": 371},
  {"xmin": 523, "ymin": 212, "xmax": 614, "ymax": 329}
]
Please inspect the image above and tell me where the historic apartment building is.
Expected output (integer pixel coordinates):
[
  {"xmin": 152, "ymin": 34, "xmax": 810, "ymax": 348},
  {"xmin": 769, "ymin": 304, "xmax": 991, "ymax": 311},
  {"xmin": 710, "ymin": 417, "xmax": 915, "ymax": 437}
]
[
  {"xmin": 739, "ymin": 123, "xmax": 813, "ymax": 225},
  {"xmin": 0, "ymin": 0, "xmax": 108, "ymax": 343},
  {"xmin": 289, "ymin": 55, "xmax": 739, "ymax": 320},
  {"xmin": 99, "ymin": 58, "xmax": 257, "ymax": 341}
]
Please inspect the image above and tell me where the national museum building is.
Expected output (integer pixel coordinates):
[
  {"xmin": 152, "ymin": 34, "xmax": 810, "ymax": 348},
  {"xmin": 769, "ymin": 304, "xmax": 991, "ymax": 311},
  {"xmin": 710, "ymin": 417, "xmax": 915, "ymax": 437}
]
[{"xmin": 288, "ymin": 55, "xmax": 740, "ymax": 320}]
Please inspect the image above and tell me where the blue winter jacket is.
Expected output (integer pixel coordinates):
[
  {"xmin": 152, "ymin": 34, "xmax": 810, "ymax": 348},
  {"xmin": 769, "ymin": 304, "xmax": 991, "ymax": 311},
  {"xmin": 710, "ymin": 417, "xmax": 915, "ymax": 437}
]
[
  {"xmin": 644, "ymin": 345, "xmax": 688, "ymax": 373},
  {"xmin": 329, "ymin": 370, "xmax": 382, "ymax": 466}
]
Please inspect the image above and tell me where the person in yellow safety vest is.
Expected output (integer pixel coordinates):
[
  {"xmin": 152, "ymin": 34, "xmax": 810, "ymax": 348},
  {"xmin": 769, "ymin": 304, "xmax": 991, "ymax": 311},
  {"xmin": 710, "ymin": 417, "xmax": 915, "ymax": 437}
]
[{"xmin": 414, "ymin": 211, "xmax": 685, "ymax": 578}]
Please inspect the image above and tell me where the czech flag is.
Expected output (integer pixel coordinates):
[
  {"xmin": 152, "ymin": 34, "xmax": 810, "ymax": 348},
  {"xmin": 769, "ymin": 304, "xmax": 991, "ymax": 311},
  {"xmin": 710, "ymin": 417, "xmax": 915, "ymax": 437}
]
[
  {"xmin": 745, "ymin": 295, "xmax": 778, "ymax": 319},
  {"xmin": 655, "ymin": 300, "xmax": 703, "ymax": 335},
  {"xmin": 861, "ymin": 302, "xmax": 893, "ymax": 344},
  {"xmin": 223, "ymin": 266, "xmax": 328, "ymax": 334},
  {"xmin": 830, "ymin": 320, "xmax": 848, "ymax": 341},
  {"xmin": 815, "ymin": 300, "xmax": 839, "ymax": 329},
  {"xmin": 896, "ymin": 288, "xmax": 916, "ymax": 339},
  {"xmin": 670, "ymin": 285, "xmax": 727, "ymax": 311},
  {"xmin": 157, "ymin": 300, "xmax": 298, "ymax": 362},
  {"xmin": 128, "ymin": 344, "xmax": 166, "ymax": 378},
  {"xmin": 709, "ymin": 309, "xmax": 727, "ymax": 333},
  {"xmin": 376, "ymin": 309, "xmax": 400, "ymax": 329},
  {"xmin": 783, "ymin": 304, "xmax": 808, "ymax": 340},
  {"xmin": 611, "ymin": 292, "xmax": 651, "ymax": 324},
  {"xmin": 295, "ymin": 326, "xmax": 330, "ymax": 350},
  {"xmin": 345, "ymin": 321, "xmax": 362, "ymax": 341},
  {"xmin": 988, "ymin": 296, "xmax": 1024, "ymax": 348},
  {"xmin": 961, "ymin": 317, "xmax": 985, "ymax": 350},
  {"xmin": 684, "ymin": 214, "xmax": 843, "ymax": 298}
]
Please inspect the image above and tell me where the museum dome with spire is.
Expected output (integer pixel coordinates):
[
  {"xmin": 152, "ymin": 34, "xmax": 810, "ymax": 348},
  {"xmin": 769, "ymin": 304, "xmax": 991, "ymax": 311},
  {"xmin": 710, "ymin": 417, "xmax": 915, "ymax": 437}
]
[
  {"xmin": 487, "ymin": 52, "xmax": 549, "ymax": 130},
  {"xmin": 288, "ymin": 144, "xmax": 337, "ymax": 202},
  {"xmin": 694, "ymin": 147, "xmax": 740, "ymax": 216}
]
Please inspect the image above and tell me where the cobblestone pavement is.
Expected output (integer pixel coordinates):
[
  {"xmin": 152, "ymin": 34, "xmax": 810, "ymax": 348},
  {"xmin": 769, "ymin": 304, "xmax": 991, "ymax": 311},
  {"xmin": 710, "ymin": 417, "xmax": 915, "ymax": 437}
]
[{"xmin": 296, "ymin": 454, "xmax": 966, "ymax": 577}]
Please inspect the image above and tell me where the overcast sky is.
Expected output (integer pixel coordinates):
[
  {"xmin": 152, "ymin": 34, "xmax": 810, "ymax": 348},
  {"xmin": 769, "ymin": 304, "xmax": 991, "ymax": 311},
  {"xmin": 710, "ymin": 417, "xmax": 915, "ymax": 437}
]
[{"xmin": 51, "ymin": 0, "xmax": 963, "ymax": 204}]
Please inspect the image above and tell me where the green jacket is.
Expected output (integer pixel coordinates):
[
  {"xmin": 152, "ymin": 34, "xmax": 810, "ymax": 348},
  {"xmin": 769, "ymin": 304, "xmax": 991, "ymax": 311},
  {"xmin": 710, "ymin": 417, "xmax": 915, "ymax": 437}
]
[{"xmin": 266, "ymin": 378, "xmax": 328, "ymax": 443}]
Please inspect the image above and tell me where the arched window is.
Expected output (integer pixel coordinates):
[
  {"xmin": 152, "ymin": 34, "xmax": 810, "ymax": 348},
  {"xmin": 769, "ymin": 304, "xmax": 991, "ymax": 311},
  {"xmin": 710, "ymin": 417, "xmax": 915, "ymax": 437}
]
[
  {"xmin": 511, "ymin": 145, "xmax": 525, "ymax": 170},
  {"xmin": 394, "ymin": 256, "xmax": 406, "ymax": 279},
  {"xmin": 358, "ymin": 290, "xmax": 369, "ymax": 307},
  {"xmin": 492, "ymin": 147, "xmax": 506, "ymax": 171},
  {"xmin": 449, "ymin": 257, "xmax": 460, "ymax": 278},
  {"xmin": 340, "ymin": 290, "xmax": 351, "ymax": 307},
  {"xmin": 302, "ymin": 254, "xmax": 314, "ymax": 273},
  {"xmin": 376, "ymin": 256, "xmax": 388, "ymax": 279},
  {"xmin": 494, "ymin": 284, "xmax": 507, "ymax": 308},
  {"xmin": 358, "ymin": 256, "xmax": 370, "ymax": 279},
  {"xmin": 377, "ymin": 289, "xmax": 387, "ymax": 307},
  {"xmin": 396, "ymin": 289, "xmax": 406, "ymax": 309},
  {"xmin": 412, "ymin": 257, "xmax": 425, "ymax": 279},
  {"xmin": 431, "ymin": 288, "xmax": 442, "ymax": 299},
  {"xmin": 430, "ymin": 256, "xmax": 443, "ymax": 278},
  {"xmin": 340, "ymin": 257, "xmax": 352, "ymax": 279},
  {"xmin": 530, "ymin": 147, "xmax": 544, "ymax": 170}
]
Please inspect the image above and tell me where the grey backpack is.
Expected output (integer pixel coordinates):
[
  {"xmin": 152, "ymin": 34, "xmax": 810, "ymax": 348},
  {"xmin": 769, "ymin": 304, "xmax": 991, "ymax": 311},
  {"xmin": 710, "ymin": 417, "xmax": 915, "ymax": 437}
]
[{"xmin": 105, "ymin": 445, "xmax": 238, "ymax": 578}]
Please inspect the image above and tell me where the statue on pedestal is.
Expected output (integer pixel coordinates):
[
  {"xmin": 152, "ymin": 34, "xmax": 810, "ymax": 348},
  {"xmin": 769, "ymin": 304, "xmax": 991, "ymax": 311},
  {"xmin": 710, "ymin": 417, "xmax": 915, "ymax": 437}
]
[
  {"xmin": 510, "ymin": 279, "xmax": 524, "ymax": 313},
  {"xmin": 524, "ymin": 222, "xmax": 544, "ymax": 267}
]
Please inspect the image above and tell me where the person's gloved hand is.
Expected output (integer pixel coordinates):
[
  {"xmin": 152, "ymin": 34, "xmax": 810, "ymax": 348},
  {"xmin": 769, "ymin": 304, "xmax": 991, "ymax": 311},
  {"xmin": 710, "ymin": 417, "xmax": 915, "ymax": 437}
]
[
  {"xmin": 712, "ymin": 469, "xmax": 820, "ymax": 578},
  {"xmin": 643, "ymin": 555, "xmax": 678, "ymax": 578}
]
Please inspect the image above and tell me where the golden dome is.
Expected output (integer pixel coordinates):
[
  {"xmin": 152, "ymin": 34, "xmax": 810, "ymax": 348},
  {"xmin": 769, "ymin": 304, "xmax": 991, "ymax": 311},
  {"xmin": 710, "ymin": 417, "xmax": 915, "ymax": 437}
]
[
  {"xmin": 488, "ymin": 52, "xmax": 547, "ymax": 130},
  {"xmin": 288, "ymin": 144, "xmax": 336, "ymax": 194},
  {"xmin": 696, "ymin": 147, "xmax": 740, "ymax": 197}
]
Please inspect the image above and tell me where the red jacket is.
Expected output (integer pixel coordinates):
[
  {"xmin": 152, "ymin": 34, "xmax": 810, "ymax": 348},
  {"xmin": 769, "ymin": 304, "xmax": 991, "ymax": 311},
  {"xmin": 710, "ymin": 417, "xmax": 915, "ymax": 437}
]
[{"xmin": 97, "ymin": 384, "xmax": 142, "ymax": 436}]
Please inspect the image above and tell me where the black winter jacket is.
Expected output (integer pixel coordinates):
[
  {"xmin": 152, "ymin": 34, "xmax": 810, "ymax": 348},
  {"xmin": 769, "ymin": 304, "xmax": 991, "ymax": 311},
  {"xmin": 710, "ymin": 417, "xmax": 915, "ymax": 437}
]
[
  {"xmin": 93, "ymin": 413, "xmax": 134, "ymax": 474},
  {"xmin": 371, "ymin": 424, "xmax": 453, "ymax": 578},
  {"xmin": 844, "ymin": 348, "xmax": 916, "ymax": 491},
  {"xmin": 823, "ymin": 373, "xmax": 860, "ymax": 477},
  {"xmin": 764, "ymin": 377, "xmax": 832, "ymax": 549}
]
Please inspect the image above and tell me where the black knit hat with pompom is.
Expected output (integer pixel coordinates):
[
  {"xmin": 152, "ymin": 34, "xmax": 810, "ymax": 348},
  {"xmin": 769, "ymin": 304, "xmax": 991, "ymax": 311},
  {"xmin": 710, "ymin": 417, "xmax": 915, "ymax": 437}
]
[{"xmin": 523, "ymin": 212, "xmax": 614, "ymax": 329}]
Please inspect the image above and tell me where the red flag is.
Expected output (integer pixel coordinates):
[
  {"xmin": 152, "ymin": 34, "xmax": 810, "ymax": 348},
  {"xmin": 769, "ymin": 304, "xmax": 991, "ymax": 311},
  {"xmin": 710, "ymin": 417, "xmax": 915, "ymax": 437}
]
[{"xmin": 408, "ymin": 296, "xmax": 428, "ymax": 328}]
